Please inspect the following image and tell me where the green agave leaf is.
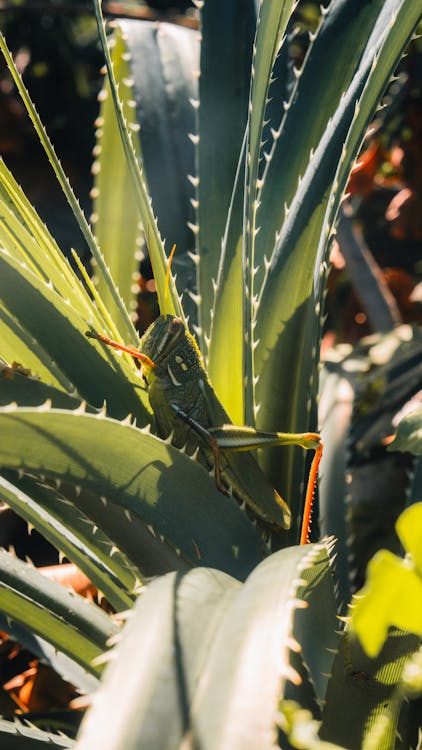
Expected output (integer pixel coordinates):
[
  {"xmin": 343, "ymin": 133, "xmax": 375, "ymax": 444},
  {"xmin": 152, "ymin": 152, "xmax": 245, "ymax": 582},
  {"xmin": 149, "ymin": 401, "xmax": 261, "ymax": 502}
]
[
  {"xmin": 254, "ymin": 0, "xmax": 392, "ymax": 285},
  {"xmin": 207, "ymin": 134, "xmax": 246, "ymax": 424},
  {"xmin": 0, "ymin": 718, "xmax": 73, "ymax": 749},
  {"xmin": 389, "ymin": 404, "xmax": 422, "ymax": 455},
  {"xmin": 0, "ymin": 549, "xmax": 119, "ymax": 676},
  {"xmin": 196, "ymin": 0, "xmax": 256, "ymax": 351},
  {"xmin": 0, "ymin": 248, "xmax": 151, "ymax": 422},
  {"xmin": 207, "ymin": 36, "xmax": 292, "ymax": 422},
  {"xmin": 252, "ymin": 0, "xmax": 421, "ymax": 531},
  {"xmin": 187, "ymin": 542, "xmax": 334, "ymax": 750},
  {"xmin": 62, "ymin": 481, "xmax": 187, "ymax": 578},
  {"xmin": 119, "ymin": 19, "xmax": 199, "ymax": 324},
  {"xmin": 0, "ymin": 612, "xmax": 98, "ymax": 694},
  {"xmin": 0, "ymin": 304, "xmax": 72, "ymax": 391},
  {"xmin": 318, "ymin": 363, "xmax": 356, "ymax": 607},
  {"xmin": 243, "ymin": 0, "xmax": 296, "ymax": 418},
  {"xmin": 0, "ymin": 159, "xmax": 93, "ymax": 317},
  {"xmin": 0, "ymin": 30, "xmax": 137, "ymax": 345},
  {"xmin": 247, "ymin": 0, "xmax": 294, "ymax": 180},
  {"xmin": 0, "ymin": 472, "xmax": 136, "ymax": 612},
  {"xmin": 92, "ymin": 24, "xmax": 142, "ymax": 322},
  {"xmin": 92, "ymin": 0, "xmax": 183, "ymax": 322},
  {"xmin": 321, "ymin": 629, "xmax": 419, "ymax": 750},
  {"xmin": 0, "ymin": 406, "xmax": 265, "ymax": 578},
  {"xmin": 74, "ymin": 568, "xmax": 240, "ymax": 750},
  {"xmin": 0, "ymin": 367, "xmax": 95, "ymax": 410},
  {"xmin": 74, "ymin": 543, "xmax": 335, "ymax": 750}
]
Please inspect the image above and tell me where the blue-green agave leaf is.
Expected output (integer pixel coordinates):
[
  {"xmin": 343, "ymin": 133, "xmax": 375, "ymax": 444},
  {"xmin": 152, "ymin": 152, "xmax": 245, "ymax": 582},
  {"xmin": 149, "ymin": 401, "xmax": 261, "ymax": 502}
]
[
  {"xmin": 74, "ymin": 568, "xmax": 240, "ymax": 750},
  {"xmin": 0, "ymin": 406, "xmax": 265, "ymax": 578},
  {"xmin": 0, "ymin": 548, "xmax": 119, "ymax": 676},
  {"xmin": 74, "ymin": 541, "xmax": 336, "ymax": 750},
  {"xmin": 0, "ymin": 718, "xmax": 73, "ymax": 749},
  {"xmin": 196, "ymin": 0, "xmax": 256, "ymax": 351},
  {"xmin": 120, "ymin": 19, "xmax": 199, "ymax": 325}
]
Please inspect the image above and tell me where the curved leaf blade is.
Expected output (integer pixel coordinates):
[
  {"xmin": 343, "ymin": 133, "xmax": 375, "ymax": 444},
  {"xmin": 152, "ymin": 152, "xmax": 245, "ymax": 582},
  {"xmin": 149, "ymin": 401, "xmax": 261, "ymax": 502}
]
[
  {"xmin": 0, "ymin": 549, "xmax": 119, "ymax": 676},
  {"xmin": 0, "ymin": 472, "xmax": 136, "ymax": 612},
  {"xmin": 0, "ymin": 407, "xmax": 265, "ymax": 578},
  {"xmin": 74, "ymin": 568, "xmax": 240, "ymax": 750}
]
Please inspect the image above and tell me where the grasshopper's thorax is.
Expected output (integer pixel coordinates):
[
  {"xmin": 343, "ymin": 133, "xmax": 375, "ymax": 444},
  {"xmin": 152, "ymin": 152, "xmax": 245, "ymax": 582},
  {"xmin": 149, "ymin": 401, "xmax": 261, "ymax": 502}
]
[{"xmin": 139, "ymin": 315, "xmax": 206, "ymax": 388}]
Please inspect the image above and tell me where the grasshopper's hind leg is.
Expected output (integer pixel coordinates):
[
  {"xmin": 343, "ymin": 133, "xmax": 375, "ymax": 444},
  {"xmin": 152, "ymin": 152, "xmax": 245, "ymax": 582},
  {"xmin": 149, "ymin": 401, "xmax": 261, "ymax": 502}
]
[{"xmin": 170, "ymin": 404, "xmax": 229, "ymax": 496}]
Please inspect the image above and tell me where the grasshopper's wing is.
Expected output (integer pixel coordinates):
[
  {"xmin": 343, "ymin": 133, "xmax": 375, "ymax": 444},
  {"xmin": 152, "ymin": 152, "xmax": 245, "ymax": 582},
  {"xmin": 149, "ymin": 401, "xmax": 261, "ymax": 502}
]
[{"xmin": 200, "ymin": 380, "xmax": 291, "ymax": 530}]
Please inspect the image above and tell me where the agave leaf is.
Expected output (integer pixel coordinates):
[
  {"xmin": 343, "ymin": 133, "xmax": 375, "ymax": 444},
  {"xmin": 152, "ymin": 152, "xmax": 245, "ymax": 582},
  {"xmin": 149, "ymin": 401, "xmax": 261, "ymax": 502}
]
[
  {"xmin": 0, "ymin": 407, "xmax": 265, "ymax": 578},
  {"xmin": 196, "ymin": 0, "xmax": 256, "ymax": 351},
  {"xmin": 0, "ymin": 549, "xmax": 119, "ymax": 676},
  {"xmin": 254, "ymin": 0, "xmax": 394, "ymax": 285},
  {"xmin": 253, "ymin": 0, "xmax": 421, "ymax": 532},
  {"xmin": 0, "ymin": 368, "xmax": 96, "ymax": 410},
  {"xmin": 0, "ymin": 612, "xmax": 98, "ymax": 694},
  {"xmin": 74, "ymin": 568, "xmax": 240, "ymax": 750},
  {"xmin": 0, "ymin": 472, "xmax": 136, "ymax": 611},
  {"xmin": 318, "ymin": 362, "xmax": 356, "ymax": 607},
  {"xmin": 187, "ymin": 542, "xmax": 335, "ymax": 749},
  {"xmin": 0, "ymin": 248, "xmax": 151, "ymax": 422},
  {"xmin": 118, "ymin": 19, "xmax": 199, "ymax": 324},
  {"xmin": 0, "ymin": 159, "xmax": 91, "ymax": 314},
  {"xmin": 0, "ymin": 304, "xmax": 73, "ymax": 391},
  {"xmin": 63, "ymin": 480, "xmax": 187, "ymax": 578},
  {"xmin": 242, "ymin": 0, "xmax": 295, "ymax": 416},
  {"xmin": 321, "ymin": 629, "xmax": 419, "ymax": 750},
  {"xmin": 74, "ymin": 543, "xmax": 335, "ymax": 750},
  {"xmin": 0, "ymin": 719, "xmax": 73, "ymax": 749},
  {"xmin": 0, "ymin": 30, "xmax": 137, "ymax": 345},
  {"xmin": 92, "ymin": 24, "xmax": 142, "ymax": 322},
  {"xmin": 207, "ymin": 37, "xmax": 292, "ymax": 422},
  {"xmin": 205, "ymin": 139, "xmax": 245, "ymax": 423},
  {"xmin": 92, "ymin": 0, "xmax": 182, "ymax": 321}
]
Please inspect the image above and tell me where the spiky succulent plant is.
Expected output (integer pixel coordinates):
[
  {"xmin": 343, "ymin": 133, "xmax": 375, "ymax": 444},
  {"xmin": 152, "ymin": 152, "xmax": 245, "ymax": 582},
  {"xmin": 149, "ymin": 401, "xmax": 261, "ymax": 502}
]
[{"xmin": 0, "ymin": 1, "xmax": 421, "ymax": 748}]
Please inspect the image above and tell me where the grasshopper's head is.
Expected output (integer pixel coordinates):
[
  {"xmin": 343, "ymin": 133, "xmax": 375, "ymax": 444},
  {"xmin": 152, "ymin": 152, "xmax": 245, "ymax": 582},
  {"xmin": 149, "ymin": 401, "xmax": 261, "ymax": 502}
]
[{"xmin": 139, "ymin": 315, "xmax": 204, "ymax": 387}]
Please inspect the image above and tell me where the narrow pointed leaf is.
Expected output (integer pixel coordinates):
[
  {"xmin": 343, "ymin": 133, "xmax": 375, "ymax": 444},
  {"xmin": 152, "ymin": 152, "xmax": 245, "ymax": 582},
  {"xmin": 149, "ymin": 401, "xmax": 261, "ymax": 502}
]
[
  {"xmin": 0, "ymin": 472, "xmax": 136, "ymax": 611},
  {"xmin": 0, "ymin": 248, "xmax": 151, "ymax": 422},
  {"xmin": 0, "ymin": 549, "xmax": 119, "ymax": 676},
  {"xmin": 0, "ymin": 29, "xmax": 137, "ymax": 344},
  {"xmin": 196, "ymin": 0, "xmax": 256, "ymax": 349},
  {"xmin": 120, "ymin": 19, "xmax": 199, "ymax": 323},
  {"xmin": 92, "ymin": 0, "xmax": 183, "ymax": 321},
  {"xmin": 93, "ymin": 24, "xmax": 142, "ymax": 321}
]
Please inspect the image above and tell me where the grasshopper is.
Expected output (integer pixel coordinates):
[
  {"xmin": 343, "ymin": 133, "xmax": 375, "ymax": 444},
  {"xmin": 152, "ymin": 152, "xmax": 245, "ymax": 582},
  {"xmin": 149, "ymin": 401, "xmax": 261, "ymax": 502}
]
[{"xmin": 86, "ymin": 315, "xmax": 322, "ymax": 539}]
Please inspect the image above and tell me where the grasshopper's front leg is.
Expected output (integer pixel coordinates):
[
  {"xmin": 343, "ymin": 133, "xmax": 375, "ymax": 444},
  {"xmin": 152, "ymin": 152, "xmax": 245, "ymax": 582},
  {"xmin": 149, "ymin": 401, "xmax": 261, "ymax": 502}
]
[
  {"xmin": 170, "ymin": 404, "xmax": 230, "ymax": 496},
  {"xmin": 171, "ymin": 405, "xmax": 323, "ymax": 544}
]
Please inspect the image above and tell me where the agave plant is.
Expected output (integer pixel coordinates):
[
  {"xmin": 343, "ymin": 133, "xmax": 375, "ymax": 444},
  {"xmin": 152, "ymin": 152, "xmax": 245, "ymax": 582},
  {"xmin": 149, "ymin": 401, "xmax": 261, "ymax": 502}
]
[{"xmin": 0, "ymin": 0, "xmax": 421, "ymax": 748}]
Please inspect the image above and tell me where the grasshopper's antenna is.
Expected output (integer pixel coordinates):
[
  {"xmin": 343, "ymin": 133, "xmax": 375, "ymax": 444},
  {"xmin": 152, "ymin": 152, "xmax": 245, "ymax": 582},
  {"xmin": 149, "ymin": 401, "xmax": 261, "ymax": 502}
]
[
  {"xmin": 86, "ymin": 331, "xmax": 155, "ymax": 369},
  {"xmin": 164, "ymin": 243, "xmax": 177, "ymax": 309}
]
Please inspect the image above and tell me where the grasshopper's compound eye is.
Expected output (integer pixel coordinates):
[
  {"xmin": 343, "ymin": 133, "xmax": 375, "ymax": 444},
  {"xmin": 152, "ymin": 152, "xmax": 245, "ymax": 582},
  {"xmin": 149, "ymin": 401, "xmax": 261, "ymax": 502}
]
[{"xmin": 168, "ymin": 317, "xmax": 183, "ymax": 334}]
